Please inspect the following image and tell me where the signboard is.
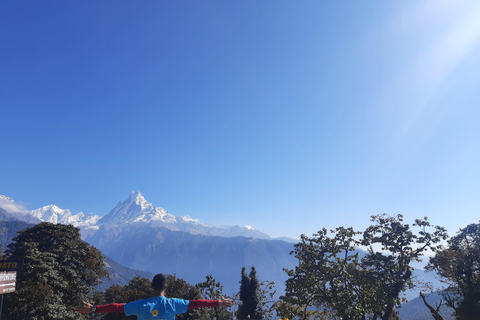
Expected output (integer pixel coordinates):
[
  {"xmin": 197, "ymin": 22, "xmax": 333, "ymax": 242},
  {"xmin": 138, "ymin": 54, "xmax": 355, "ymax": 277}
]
[
  {"xmin": 0, "ymin": 261, "xmax": 23, "ymax": 272},
  {"xmin": 0, "ymin": 272, "xmax": 16, "ymax": 294}
]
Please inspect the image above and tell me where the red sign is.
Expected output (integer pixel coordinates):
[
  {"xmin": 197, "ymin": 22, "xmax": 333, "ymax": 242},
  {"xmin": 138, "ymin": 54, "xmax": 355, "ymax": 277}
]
[{"xmin": 0, "ymin": 272, "xmax": 16, "ymax": 294}]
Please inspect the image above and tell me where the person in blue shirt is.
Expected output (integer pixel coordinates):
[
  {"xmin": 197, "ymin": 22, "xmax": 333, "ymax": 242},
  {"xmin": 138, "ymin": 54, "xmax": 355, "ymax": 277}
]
[{"xmin": 76, "ymin": 273, "xmax": 235, "ymax": 320}]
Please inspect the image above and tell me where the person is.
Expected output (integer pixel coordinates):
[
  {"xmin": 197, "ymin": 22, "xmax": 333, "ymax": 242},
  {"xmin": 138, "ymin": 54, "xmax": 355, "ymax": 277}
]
[{"xmin": 76, "ymin": 273, "xmax": 235, "ymax": 320}]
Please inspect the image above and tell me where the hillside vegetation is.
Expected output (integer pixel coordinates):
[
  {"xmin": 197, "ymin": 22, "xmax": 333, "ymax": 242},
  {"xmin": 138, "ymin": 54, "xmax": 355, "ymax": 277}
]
[{"xmin": 1, "ymin": 215, "xmax": 480, "ymax": 320}]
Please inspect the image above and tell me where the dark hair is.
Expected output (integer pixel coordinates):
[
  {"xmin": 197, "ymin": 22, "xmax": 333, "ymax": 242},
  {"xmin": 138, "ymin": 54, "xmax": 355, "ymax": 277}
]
[{"xmin": 152, "ymin": 273, "xmax": 167, "ymax": 291}]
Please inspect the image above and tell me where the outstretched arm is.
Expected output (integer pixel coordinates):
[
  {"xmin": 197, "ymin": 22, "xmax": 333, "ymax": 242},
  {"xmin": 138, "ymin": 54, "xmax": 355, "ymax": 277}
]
[
  {"xmin": 76, "ymin": 301, "xmax": 125, "ymax": 314},
  {"xmin": 188, "ymin": 297, "xmax": 235, "ymax": 310}
]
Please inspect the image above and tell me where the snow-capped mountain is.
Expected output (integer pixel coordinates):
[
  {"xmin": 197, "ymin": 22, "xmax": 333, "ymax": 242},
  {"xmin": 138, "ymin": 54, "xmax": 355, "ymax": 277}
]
[
  {"xmin": 97, "ymin": 191, "xmax": 273, "ymax": 239},
  {"xmin": 0, "ymin": 192, "xmax": 296, "ymax": 296},
  {"xmin": 30, "ymin": 205, "xmax": 101, "ymax": 227},
  {"xmin": 0, "ymin": 191, "xmax": 275, "ymax": 240},
  {"xmin": 98, "ymin": 191, "xmax": 195, "ymax": 226}
]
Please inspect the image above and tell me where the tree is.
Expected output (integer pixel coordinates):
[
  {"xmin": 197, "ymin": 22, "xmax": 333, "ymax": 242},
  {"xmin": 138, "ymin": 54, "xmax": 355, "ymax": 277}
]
[
  {"xmin": 99, "ymin": 284, "xmax": 129, "ymax": 320},
  {"xmin": 419, "ymin": 292, "xmax": 444, "ymax": 320},
  {"xmin": 426, "ymin": 222, "xmax": 480, "ymax": 320},
  {"xmin": 196, "ymin": 275, "xmax": 234, "ymax": 320},
  {"xmin": 283, "ymin": 215, "xmax": 447, "ymax": 320},
  {"xmin": 363, "ymin": 214, "xmax": 447, "ymax": 320},
  {"xmin": 3, "ymin": 222, "xmax": 108, "ymax": 320},
  {"xmin": 124, "ymin": 276, "xmax": 153, "ymax": 302},
  {"xmin": 237, "ymin": 266, "xmax": 262, "ymax": 320},
  {"xmin": 283, "ymin": 226, "xmax": 375, "ymax": 320},
  {"xmin": 257, "ymin": 279, "xmax": 277, "ymax": 320}
]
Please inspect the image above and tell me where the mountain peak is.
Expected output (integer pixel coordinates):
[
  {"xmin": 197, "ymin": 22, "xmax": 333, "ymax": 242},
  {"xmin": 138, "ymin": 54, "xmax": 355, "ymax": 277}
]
[
  {"xmin": 98, "ymin": 191, "xmax": 176, "ymax": 225},
  {"xmin": 129, "ymin": 190, "xmax": 145, "ymax": 203}
]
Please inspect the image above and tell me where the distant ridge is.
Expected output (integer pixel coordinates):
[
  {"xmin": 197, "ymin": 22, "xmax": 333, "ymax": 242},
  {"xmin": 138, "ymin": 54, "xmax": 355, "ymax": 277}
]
[
  {"xmin": 1, "ymin": 191, "xmax": 280, "ymax": 241},
  {"xmin": 84, "ymin": 223, "xmax": 297, "ymax": 295}
]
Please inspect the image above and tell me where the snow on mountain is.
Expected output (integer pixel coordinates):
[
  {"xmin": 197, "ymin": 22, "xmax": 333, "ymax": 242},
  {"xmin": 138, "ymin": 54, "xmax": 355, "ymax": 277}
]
[
  {"xmin": 0, "ymin": 195, "xmax": 29, "ymax": 214},
  {"xmin": 0, "ymin": 195, "xmax": 14, "ymax": 202},
  {"xmin": 98, "ymin": 190, "xmax": 195, "ymax": 226},
  {"xmin": 95, "ymin": 191, "xmax": 276, "ymax": 239},
  {"xmin": 30, "ymin": 205, "xmax": 101, "ymax": 227},
  {"xmin": 1, "ymin": 191, "xmax": 276, "ymax": 240},
  {"xmin": 0, "ymin": 195, "xmax": 40, "ymax": 223}
]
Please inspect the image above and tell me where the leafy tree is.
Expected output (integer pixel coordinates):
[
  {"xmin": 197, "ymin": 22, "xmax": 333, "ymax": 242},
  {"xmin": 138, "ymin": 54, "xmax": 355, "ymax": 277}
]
[
  {"xmin": 257, "ymin": 279, "xmax": 277, "ymax": 320},
  {"xmin": 237, "ymin": 266, "xmax": 262, "ymax": 320},
  {"xmin": 283, "ymin": 226, "xmax": 374, "ymax": 320},
  {"xmin": 284, "ymin": 215, "xmax": 447, "ymax": 320},
  {"xmin": 196, "ymin": 275, "xmax": 234, "ymax": 320},
  {"xmin": 104, "ymin": 284, "xmax": 125, "ymax": 304},
  {"xmin": 363, "ymin": 214, "xmax": 447, "ymax": 320},
  {"xmin": 3, "ymin": 222, "xmax": 108, "ymax": 320},
  {"xmin": 124, "ymin": 275, "xmax": 153, "ymax": 302},
  {"xmin": 91, "ymin": 290, "xmax": 107, "ymax": 306},
  {"xmin": 426, "ymin": 222, "xmax": 480, "ymax": 320}
]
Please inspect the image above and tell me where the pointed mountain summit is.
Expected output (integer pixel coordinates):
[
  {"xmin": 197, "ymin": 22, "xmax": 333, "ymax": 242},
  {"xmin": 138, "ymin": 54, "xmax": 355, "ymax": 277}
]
[
  {"xmin": 94, "ymin": 191, "xmax": 274, "ymax": 239},
  {"xmin": 98, "ymin": 191, "xmax": 182, "ymax": 225},
  {"xmin": 1, "ymin": 192, "xmax": 278, "ymax": 240}
]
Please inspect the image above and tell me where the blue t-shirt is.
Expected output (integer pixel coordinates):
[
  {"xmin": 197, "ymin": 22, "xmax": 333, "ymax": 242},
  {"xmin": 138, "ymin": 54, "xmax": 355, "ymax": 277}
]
[{"xmin": 124, "ymin": 296, "xmax": 190, "ymax": 320}]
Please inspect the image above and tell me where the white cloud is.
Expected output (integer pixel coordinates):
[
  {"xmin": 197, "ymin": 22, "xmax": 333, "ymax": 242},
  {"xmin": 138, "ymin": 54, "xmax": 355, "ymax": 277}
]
[{"xmin": 0, "ymin": 197, "xmax": 29, "ymax": 215}]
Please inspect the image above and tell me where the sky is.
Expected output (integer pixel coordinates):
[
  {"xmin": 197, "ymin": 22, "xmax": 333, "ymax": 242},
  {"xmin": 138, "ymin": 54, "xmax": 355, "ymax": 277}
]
[{"xmin": 1, "ymin": 0, "xmax": 479, "ymax": 240}]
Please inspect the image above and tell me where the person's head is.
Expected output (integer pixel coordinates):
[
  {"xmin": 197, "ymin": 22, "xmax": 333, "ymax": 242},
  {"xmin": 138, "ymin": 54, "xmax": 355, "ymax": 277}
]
[{"xmin": 152, "ymin": 273, "xmax": 167, "ymax": 294}]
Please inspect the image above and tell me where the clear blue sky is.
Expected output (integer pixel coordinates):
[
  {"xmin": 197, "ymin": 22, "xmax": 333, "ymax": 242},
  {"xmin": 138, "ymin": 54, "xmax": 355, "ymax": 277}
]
[{"xmin": 1, "ymin": 0, "xmax": 479, "ymax": 239}]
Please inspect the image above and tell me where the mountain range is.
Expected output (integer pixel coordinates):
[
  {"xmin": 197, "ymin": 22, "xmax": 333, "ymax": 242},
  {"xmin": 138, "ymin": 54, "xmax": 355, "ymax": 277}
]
[
  {"xmin": 0, "ymin": 192, "xmax": 297, "ymax": 295},
  {"xmin": 17, "ymin": 191, "xmax": 288, "ymax": 241}
]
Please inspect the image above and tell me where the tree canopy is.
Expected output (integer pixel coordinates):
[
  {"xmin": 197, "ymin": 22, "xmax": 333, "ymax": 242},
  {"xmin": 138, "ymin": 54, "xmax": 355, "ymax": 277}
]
[
  {"xmin": 3, "ymin": 222, "xmax": 108, "ymax": 320},
  {"xmin": 237, "ymin": 266, "xmax": 262, "ymax": 320},
  {"xmin": 283, "ymin": 214, "xmax": 447, "ymax": 320},
  {"xmin": 196, "ymin": 275, "xmax": 234, "ymax": 320},
  {"xmin": 427, "ymin": 222, "xmax": 480, "ymax": 320},
  {"xmin": 6, "ymin": 215, "xmax": 480, "ymax": 320}
]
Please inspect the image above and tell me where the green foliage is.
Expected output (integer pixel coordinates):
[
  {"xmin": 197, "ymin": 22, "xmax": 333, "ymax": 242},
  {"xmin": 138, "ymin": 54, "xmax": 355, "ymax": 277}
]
[
  {"xmin": 196, "ymin": 275, "xmax": 234, "ymax": 320},
  {"xmin": 283, "ymin": 226, "xmax": 371, "ymax": 320},
  {"xmin": 363, "ymin": 214, "xmax": 447, "ymax": 320},
  {"xmin": 257, "ymin": 279, "xmax": 277, "ymax": 319},
  {"xmin": 3, "ymin": 222, "xmax": 108, "ymax": 320},
  {"xmin": 283, "ymin": 215, "xmax": 447, "ymax": 320},
  {"xmin": 427, "ymin": 222, "xmax": 480, "ymax": 320},
  {"xmin": 124, "ymin": 276, "xmax": 153, "ymax": 302},
  {"xmin": 237, "ymin": 266, "xmax": 262, "ymax": 320}
]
